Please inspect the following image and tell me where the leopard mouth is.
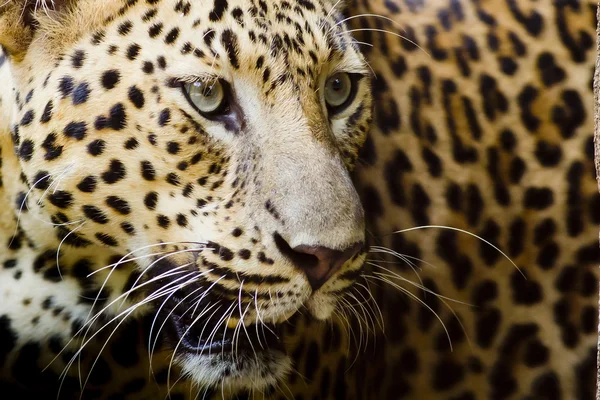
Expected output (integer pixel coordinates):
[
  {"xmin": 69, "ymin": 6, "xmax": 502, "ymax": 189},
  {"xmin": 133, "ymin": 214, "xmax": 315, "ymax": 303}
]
[
  {"xmin": 160, "ymin": 294, "xmax": 293, "ymax": 392},
  {"xmin": 163, "ymin": 295, "xmax": 286, "ymax": 356},
  {"xmin": 145, "ymin": 258, "xmax": 291, "ymax": 362},
  {"xmin": 167, "ymin": 301, "xmax": 285, "ymax": 355}
]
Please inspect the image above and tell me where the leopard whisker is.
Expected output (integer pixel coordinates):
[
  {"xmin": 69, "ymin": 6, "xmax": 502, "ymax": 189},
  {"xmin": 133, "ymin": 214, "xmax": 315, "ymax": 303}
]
[
  {"xmin": 369, "ymin": 245, "xmax": 428, "ymax": 269},
  {"xmin": 346, "ymin": 290, "xmax": 376, "ymax": 369},
  {"xmin": 55, "ymin": 220, "xmax": 86, "ymax": 280},
  {"xmin": 71, "ymin": 268, "xmax": 197, "ymax": 380},
  {"xmin": 190, "ymin": 301, "xmax": 224, "ymax": 361},
  {"xmin": 87, "ymin": 241, "xmax": 210, "ymax": 277},
  {"xmin": 45, "ymin": 266, "xmax": 193, "ymax": 375},
  {"xmin": 273, "ymin": 377, "xmax": 295, "ymax": 400},
  {"xmin": 267, "ymin": 288, "xmax": 275, "ymax": 310},
  {"xmin": 237, "ymin": 302, "xmax": 255, "ymax": 366},
  {"xmin": 81, "ymin": 245, "xmax": 210, "ymax": 355},
  {"xmin": 159, "ymin": 302, "xmax": 223, "ymax": 395},
  {"xmin": 367, "ymin": 270, "xmax": 474, "ymax": 351},
  {"xmin": 331, "ymin": 308, "xmax": 351, "ymax": 348},
  {"xmin": 231, "ymin": 281, "xmax": 249, "ymax": 365},
  {"xmin": 85, "ymin": 271, "xmax": 203, "ymax": 363},
  {"xmin": 83, "ymin": 248, "xmax": 170, "ymax": 335},
  {"xmin": 38, "ymin": 162, "xmax": 73, "ymax": 201},
  {"xmin": 148, "ymin": 273, "xmax": 221, "ymax": 363},
  {"xmin": 340, "ymin": 28, "xmax": 430, "ymax": 57},
  {"xmin": 334, "ymin": 299, "xmax": 357, "ymax": 357},
  {"xmin": 220, "ymin": 301, "xmax": 237, "ymax": 361},
  {"xmin": 347, "ymin": 290, "xmax": 376, "ymax": 335},
  {"xmin": 78, "ymin": 279, "xmax": 197, "ymax": 398},
  {"xmin": 338, "ymin": 295, "xmax": 366, "ymax": 357},
  {"xmin": 81, "ymin": 282, "xmax": 193, "ymax": 397},
  {"xmin": 166, "ymin": 301, "xmax": 236, "ymax": 396},
  {"xmin": 157, "ymin": 276, "xmax": 229, "ymax": 362},
  {"xmin": 363, "ymin": 274, "xmax": 454, "ymax": 351},
  {"xmin": 78, "ymin": 270, "xmax": 197, "ymax": 356},
  {"xmin": 349, "ymin": 38, "xmax": 374, "ymax": 47},
  {"xmin": 389, "ymin": 225, "xmax": 524, "ymax": 277},
  {"xmin": 320, "ymin": 0, "xmax": 344, "ymax": 30},
  {"xmin": 86, "ymin": 266, "xmax": 193, "ymax": 331},
  {"xmin": 147, "ymin": 286, "xmax": 183, "ymax": 379},
  {"xmin": 369, "ymin": 245, "xmax": 424, "ymax": 287},
  {"xmin": 254, "ymin": 294, "xmax": 278, "ymax": 340},
  {"xmin": 87, "ymin": 250, "xmax": 169, "ymax": 276},
  {"xmin": 253, "ymin": 288, "xmax": 267, "ymax": 349},
  {"xmin": 286, "ymin": 361, "xmax": 309, "ymax": 389},
  {"xmin": 365, "ymin": 256, "xmax": 434, "ymax": 268},
  {"xmin": 368, "ymin": 247, "xmax": 440, "ymax": 270},
  {"xmin": 198, "ymin": 302, "xmax": 236, "ymax": 364},
  {"xmin": 347, "ymin": 291, "xmax": 374, "ymax": 350},
  {"xmin": 200, "ymin": 386, "xmax": 212, "ymax": 400},
  {"xmin": 58, "ymin": 282, "xmax": 185, "ymax": 399},
  {"xmin": 233, "ymin": 280, "xmax": 245, "ymax": 362},
  {"xmin": 353, "ymin": 281, "xmax": 385, "ymax": 332},
  {"xmin": 344, "ymin": 292, "xmax": 372, "ymax": 366},
  {"xmin": 329, "ymin": 13, "xmax": 406, "ymax": 34},
  {"xmin": 118, "ymin": 246, "xmax": 211, "ymax": 308},
  {"xmin": 170, "ymin": 279, "xmax": 221, "ymax": 329},
  {"xmin": 358, "ymin": 276, "xmax": 386, "ymax": 333},
  {"xmin": 367, "ymin": 263, "xmax": 474, "ymax": 306}
]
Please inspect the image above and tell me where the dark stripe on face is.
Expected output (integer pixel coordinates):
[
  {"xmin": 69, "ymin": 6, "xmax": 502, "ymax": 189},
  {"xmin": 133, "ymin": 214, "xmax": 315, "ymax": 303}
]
[
  {"xmin": 221, "ymin": 29, "xmax": 240, "ymax": 69},
  {"xmin": 209, "ymin": 0, "xmax": 228, "ymax": 22}
]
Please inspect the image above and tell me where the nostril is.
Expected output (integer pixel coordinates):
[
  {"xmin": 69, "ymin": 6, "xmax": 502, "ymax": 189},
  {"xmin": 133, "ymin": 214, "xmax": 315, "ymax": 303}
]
[
  {"xmin": 274, "ymin": 232, "xmax": 363, "ymax": 291},
  {"xmin": 273, "ymin": 233, "xmax": 319, "ymax": 268}
]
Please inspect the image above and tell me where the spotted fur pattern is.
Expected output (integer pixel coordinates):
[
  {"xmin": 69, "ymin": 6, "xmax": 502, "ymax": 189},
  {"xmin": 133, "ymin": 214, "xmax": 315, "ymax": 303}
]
[
  {"xmin": 349, "ymin": 1, "xmax": 599, "ymax": 399},
  {"xmin": 0, "ymin": 0, "xmax": 598, "ymax": 399}
]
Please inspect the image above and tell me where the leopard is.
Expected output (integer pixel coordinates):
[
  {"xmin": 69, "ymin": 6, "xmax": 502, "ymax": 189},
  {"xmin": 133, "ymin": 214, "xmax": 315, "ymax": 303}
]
[
  {"xmin": 0, "ymin": 0, "xmax": 373, "ymax": 398},
  {"xmin": 0, "ymin": 0, "xmax": 598, "ymax": 399}
]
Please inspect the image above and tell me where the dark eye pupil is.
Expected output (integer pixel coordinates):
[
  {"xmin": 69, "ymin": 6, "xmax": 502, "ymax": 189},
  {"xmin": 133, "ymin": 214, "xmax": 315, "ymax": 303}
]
[{"xmin": 331, "ymin": 79, "xmax": 342, "ymax": 91}]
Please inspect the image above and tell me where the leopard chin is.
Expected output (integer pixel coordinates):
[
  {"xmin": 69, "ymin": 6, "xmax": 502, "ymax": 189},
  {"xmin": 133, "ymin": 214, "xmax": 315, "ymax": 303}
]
[
  {"xmin": 176, "ymin": 346, "xmax": 292, "ymax": 393},
  {"xmin": 168, "ymin": 310, "xmax": 291, "ymax": 392}
]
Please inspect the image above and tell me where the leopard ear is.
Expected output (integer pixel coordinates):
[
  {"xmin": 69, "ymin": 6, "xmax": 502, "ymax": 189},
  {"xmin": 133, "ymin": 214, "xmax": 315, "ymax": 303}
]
[{"xmin": 0, "ymin": 0, "xmax": 71, "ymax": 59}]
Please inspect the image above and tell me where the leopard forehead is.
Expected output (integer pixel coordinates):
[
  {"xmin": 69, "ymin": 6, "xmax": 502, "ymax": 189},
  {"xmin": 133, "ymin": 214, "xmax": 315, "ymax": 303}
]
[{"xmin": 27, "ymin": 0, "xmax": 367, "ymax": 70}]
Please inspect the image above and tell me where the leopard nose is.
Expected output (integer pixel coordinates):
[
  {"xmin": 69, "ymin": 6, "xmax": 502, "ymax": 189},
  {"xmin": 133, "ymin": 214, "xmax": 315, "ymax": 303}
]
[
  {"xmin": 292, "ymin": 243, "xmax": 363, "ymax": 290},
  {"xmin": 273, "ymin": 233, "xmax": 363, "ymax": 291}
]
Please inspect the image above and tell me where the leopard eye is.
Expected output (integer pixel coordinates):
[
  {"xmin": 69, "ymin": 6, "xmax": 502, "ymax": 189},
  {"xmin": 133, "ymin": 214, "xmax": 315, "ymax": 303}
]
[
  {"xmin": 183, "ymin": 79, "xmax": 229, "ymax": 117},
  {"xmin": 324, "ymin": 72, "xmax": 355, "ymax": 114}
]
